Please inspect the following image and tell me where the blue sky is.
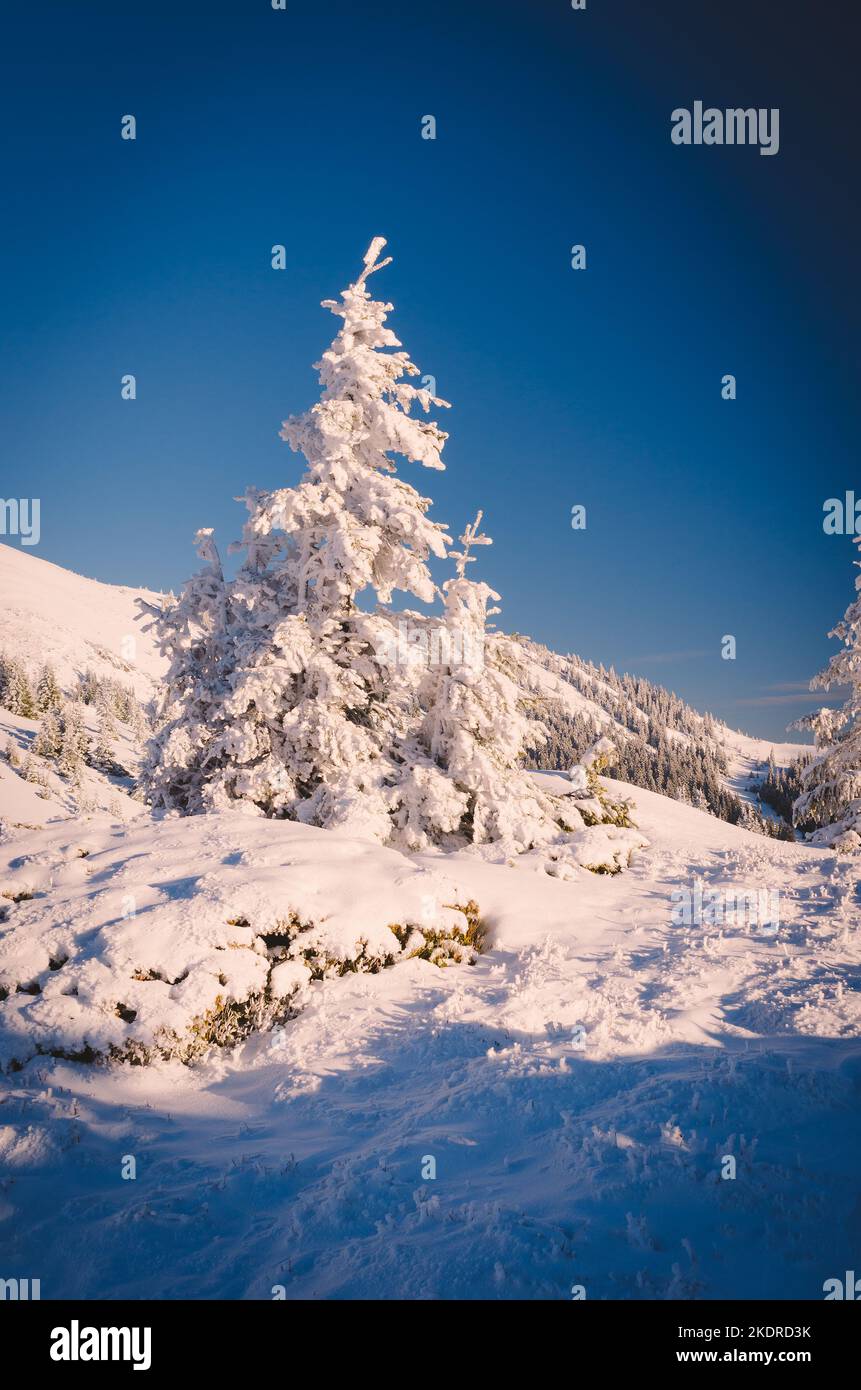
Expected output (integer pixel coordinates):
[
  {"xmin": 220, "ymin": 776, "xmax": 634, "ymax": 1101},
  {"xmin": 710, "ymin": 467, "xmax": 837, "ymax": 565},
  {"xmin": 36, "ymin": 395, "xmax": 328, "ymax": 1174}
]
[{"xmin": 2, "ymin": 0, "xmax": 858, "ymax": 740}]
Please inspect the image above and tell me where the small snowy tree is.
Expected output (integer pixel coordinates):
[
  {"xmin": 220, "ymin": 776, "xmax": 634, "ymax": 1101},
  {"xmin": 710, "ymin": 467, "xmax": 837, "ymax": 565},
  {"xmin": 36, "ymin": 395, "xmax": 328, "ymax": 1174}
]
[
  {"xmin": 58, "ymin": 702, "xmax": 90, "ymax": 783},
  {"xmin": 77, "ymin": 668, "xmax": 100, "ymax": 705},
  {"xmin": 140, "ymin": 529, "xmax": 236, "ymax": 812},
  {"xmin": 393, "ymin": 513, "xmax": 556, "ymax": 852},
  {"xmin": 793, "ymin": 539, "xmax": 861, "ymax": 843},
  {"xmin": 0, "ymin": 657, "xmax": 36, "ymax": 718},
  {"xmin": 33, "ymin": 707, "xmax": 63, "ymax": 761},
  {"xmin": 93, "ymin": 691, "xmax": 118, "ymax": 770},
  {"xmin": 22, "ymin": 753, "xmax": 48, "ymax": 789},
  {"xmin": 111, "ymin": 682, "xmax": 142, "ymax": 728},
  {"xmin": 35, "ymin": 664, "xmax": 62, "ymax": 713}
]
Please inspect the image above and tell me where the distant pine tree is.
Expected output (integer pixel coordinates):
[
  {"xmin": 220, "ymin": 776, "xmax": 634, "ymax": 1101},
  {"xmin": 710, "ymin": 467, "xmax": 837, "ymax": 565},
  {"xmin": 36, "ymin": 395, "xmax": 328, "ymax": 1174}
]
[
  {"xmin": 77, "ymin": 669, "xmax": 100, "ymax": 705},
  {"xmin": 93, "ymin": 694, "xmax": 118, "ymax": 771},
  {"xmin": 35, "ymin": 663, "xmax": 62, "ymax": 713},
  {"xmin": 33, "ymin": 707, "xmax": 63, "ymax": 761},
  {"xmin": 0, "ymin": 658, "xmax": 36, "ymax": 718},
  {"xmin": 58, "ymin": 702, "xmax": 90, "ymax": 783}
]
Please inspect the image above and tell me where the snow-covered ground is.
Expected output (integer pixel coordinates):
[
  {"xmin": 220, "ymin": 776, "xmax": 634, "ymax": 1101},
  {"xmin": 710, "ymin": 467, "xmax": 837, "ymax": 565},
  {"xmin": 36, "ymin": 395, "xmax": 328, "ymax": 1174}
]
[
  {"xmin": 1, "ymin": 546, "xmax": 856, "ymax": 1300},
  {"xmin": 1, "ymin": 779, "xmax": 859, "ymax": 1300}
]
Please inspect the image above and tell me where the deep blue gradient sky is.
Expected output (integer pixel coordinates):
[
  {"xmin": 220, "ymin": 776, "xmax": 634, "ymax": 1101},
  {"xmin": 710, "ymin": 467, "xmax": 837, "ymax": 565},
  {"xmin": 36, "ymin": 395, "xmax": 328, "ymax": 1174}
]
[{"xmin": 2, "ymin": 0, "xmax": 858, "ymax": 739}]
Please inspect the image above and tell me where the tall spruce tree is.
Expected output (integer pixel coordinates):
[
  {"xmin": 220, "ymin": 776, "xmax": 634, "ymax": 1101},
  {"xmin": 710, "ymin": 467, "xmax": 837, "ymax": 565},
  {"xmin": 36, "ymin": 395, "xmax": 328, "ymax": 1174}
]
[{"xmin": 188, "ymin": 237, "xmax": 453, "ymax": 833}]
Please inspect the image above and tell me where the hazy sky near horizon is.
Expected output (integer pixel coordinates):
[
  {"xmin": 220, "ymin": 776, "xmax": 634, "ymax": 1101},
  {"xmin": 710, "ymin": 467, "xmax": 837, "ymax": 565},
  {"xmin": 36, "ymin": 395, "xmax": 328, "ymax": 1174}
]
[{"xmin": 2, "ymin": 0, "xmax": 858, "ymax": 740}]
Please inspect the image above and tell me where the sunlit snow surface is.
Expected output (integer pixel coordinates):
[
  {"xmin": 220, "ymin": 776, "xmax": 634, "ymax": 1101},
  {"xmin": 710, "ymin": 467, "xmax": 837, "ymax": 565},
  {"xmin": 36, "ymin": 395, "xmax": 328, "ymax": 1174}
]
[{"xmin": 1, "ymin": 781, "xmax": 859, "ymax": 1300}]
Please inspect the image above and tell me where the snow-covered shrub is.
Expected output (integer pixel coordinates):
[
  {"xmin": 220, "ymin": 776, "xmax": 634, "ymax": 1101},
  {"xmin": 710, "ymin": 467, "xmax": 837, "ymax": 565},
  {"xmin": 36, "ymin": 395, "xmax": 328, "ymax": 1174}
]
[
  {"xmin": 576, "ymin": 737, "xmax": 633, "ymax": 828},
  {"xmin": 0, "ymin": 815, "xmax": 485, "ymax": 1070},
  {"xmin": 803, "ymin": 798, "xmax": 861, "ymax": 853},
  {"xmin": 390, "ymin": 898, "xmax": 485, "ymax": 966},
  {"xmin": 3, "ymin": 737, "xmax": 22, "ymax": 769},
  {"xmin": 21, "ymin": 756, "xmax": 48, "ymax": 790}
]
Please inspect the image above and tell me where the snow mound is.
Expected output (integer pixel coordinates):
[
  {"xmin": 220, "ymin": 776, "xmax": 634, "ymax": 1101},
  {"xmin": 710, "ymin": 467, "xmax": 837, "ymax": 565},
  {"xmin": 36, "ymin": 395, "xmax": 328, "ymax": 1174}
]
[
  {"xmin": 0, "ymin": 814, "xmax": 479, "ymax": 1070},
  {"xmin": 805, "ymin": 798, "xmax": 861, "ymax": 853}
]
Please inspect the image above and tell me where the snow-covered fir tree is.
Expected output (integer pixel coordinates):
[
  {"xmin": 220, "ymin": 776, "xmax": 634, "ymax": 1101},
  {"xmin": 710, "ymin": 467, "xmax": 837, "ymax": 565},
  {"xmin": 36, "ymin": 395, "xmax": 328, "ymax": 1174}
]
[
  {"xmin": 35, "ymin": 663, "xmax": 62, "ymax": 713},
  {"xmin": 0, "ymin": 656, "xmax": 36, "ymax": 718},
  {"xmin": 76, "ymin": 668, "xmax": 101, "ymax": 706},
  {"xmin": 57, "ymin": 702, "xmax": 90, "ymax": 783},
  {"xmin": 33, "ymin": 707, "xmax": 63, "ymax": 761},
  {"xmin": 793, "ymin": 536, "xmax": 861, "ymax": 846},
  {"xmin": 145, "ymin": 238, "xmax": 453, "ymax": 834},
  {"xmin": 93, "ymin": 690, "xmax": 118, "ymax": 770},
  {"xmin": 140, "ymin": 529, "xmax": 236, "ymax": 811},
  {"xmin": 392, "ymin": 513, "xmax": 557, "ymax": 852}
]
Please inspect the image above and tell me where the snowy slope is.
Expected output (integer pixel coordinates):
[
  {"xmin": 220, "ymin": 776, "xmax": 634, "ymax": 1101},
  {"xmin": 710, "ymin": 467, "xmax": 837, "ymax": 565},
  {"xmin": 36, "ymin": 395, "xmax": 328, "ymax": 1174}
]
[
  {"xmin": 0, "ymin": 548, "xmax": 168, "ymax": 825},
  {"xmin": 514, "ymin": 636, "xmax": 812, "ymax": 822},
  {"xmin": 1, "ymin": 547, "xmax": 812, "ymax": 841},
  {"xmin": 0, "ymin": 544, "xmax": 166, "ymax": 699},
  {"xmin": 516, "ymin": 633, "xmax": 808, "ymax": 767},
  {"xmin": 719, "ymin": 724, "xmax": 806, "ymax": 801},
  {"xmin": 0, "ymin": 780, "xmax": 858, "ymax": 1299}
]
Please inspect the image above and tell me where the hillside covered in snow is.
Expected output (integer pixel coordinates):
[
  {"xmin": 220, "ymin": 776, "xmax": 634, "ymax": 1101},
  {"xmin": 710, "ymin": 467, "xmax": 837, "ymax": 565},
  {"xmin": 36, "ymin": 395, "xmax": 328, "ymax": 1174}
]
[{"xmin": 0, "ymin": 543, "xmax": 165, "ymax": 698}]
